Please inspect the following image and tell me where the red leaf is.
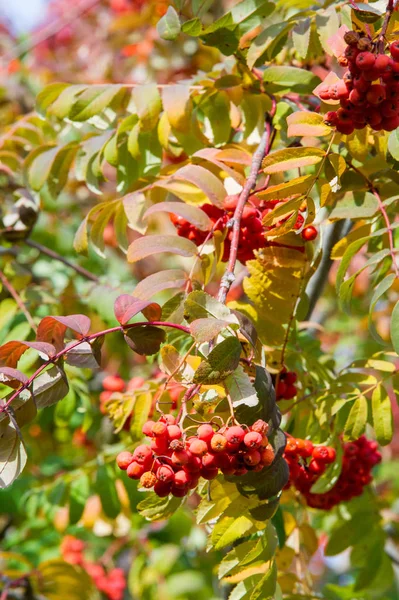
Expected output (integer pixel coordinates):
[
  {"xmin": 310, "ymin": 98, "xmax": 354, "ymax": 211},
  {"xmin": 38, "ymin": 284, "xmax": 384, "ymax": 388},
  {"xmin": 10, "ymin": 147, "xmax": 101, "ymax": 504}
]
[
  {"xmin": 114, "ymin": 295, "xmax": 162, "ymax": 325},
  {"xmin": 0, "ymin": 341, "xmax": 56, "ymax": 368},
  {"xmin": 0, "ymin": 367, "xmax": 29, "ymax": 388},
  {"xmin": 37, "ymin": 314, "xmax": 91, "ymax": 349}
]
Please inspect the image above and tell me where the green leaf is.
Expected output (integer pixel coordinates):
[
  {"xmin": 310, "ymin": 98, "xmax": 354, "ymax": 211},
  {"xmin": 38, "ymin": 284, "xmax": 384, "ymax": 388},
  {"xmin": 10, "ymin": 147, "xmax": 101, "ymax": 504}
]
[
  {"xmin": 371, "ymin": 383, "xmax": 393, "ymax": 446},
  {"xmin": 193, "ymin": 337, "xmax": 242, "ymax": 384},
  {"xmin": 137, "ymin": 493, "xmax": 182, "ymax": 520},
  {"xmin": 262, "ymin": 147, "xmax": 325, "ymax": 174},
  {"xmin": 157, "ymin": 6, "xmax": 181, "ymax": 40},
  {"xmin": 181, "ymin": 18, "xmax": 202, "ymax": 36},
  {"xmin": 344, "ymin": 395, "xmax": 368, "ymax": 440},
  {"xmin": 250, "ymin": 561, "xmax": 277, "ymax": 600},
  {"xmin": 391, "ymin": 299, "xmax": 399, "ymax": 355},
  {"xmin": 263, "ymin": 66, "xmax": 320, "ymax": 94},
  {"xmin": 130, "ymin": 391, "xmax": 153, "ymax": 440},
  {"xmin": 34, "ymin": 560, "xmax": 97, "ymax": 600},
  {"xmin": 69, "ymin": 85, "xmax": 124, "ymax": 121},
  {"xmin": 201, "ymin": 28, "xmax": 239, "ymax": 56},
  {"xmin": 214, "ymin": 514, "xmax": 254, "ymax": 550},
  {"xmin": 133, "ymin": 84, "xmax": 161, "ymax": 131},
  {"xmin": 184, "ymin": 291, "xmax": 237, "ymax": 323},
  {"xmin": 190, "ymin": 318, "xmax": 230, "ymax": 343},
  {"xmin": 127, "ymin": 234, "xmax": 198, "ymax": 262},
  {"xmin": 292, "ymin": 19, "xmax": 311, "ymax": 59},
  {"xmin": 310, "ymin": 442, "xmax": 343, "ymax": 494},
  {"xmin": 388, "ymin": 128, "xmax": 399, "ymax": 161},
  {"xmin": 35, "ymin": 83, "xmax": 70, "ymax": 116},
  {"xmin": 225, "ymin": 365, "xmax": 259, "ymax": 410},
  {"xmin": 247, "ymin": 22, "xmax": 292, "ymax": 69},
  {"xmin": 329, "ymin": 192, "xmax": 378, "ymax": 220},
  {"xmin": 124, "ymin": 326, "xmax": 166, "ymax": 356},
  {"xmin": 69, "ymin": 473, "xmax": 90, "ymax": 524},
  {"xmin": 95, "ymin": 464, "xmax": 121, "ymax": 519},
  {"xmin": 368, "ymin": 274, "xmax": 395, "ymax": 345}
]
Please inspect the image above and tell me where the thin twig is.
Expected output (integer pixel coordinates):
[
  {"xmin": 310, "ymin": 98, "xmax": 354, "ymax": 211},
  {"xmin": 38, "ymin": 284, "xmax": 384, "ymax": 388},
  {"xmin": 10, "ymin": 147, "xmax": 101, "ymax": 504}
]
[
  {"xmin": 25, "ymin": 239, "xmax": 100, "ymax": 283},
  {"xmin": 218, "ymin": 105, "xmax": 276, "ymax": 304},
  {"xmin": 0, "ymin": 270, "xmax": 37, "ymax": 332},
  {"xmin": 347, "ymin": 162, "xmax": 399, "ymax": 279}
]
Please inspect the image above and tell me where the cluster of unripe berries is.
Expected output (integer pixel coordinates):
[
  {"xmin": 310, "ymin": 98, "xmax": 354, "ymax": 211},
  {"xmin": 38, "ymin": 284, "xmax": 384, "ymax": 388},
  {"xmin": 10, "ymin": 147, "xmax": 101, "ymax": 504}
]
[
  {"xmin": 61, "ymin": 536, "xmax": 126, "ymax": 600},
  {"xmin": 171, "ymin": 196, "xmax": 317, "ymax": 264},
  {"xmin": 321, "ymin": 35, "xmax": 399, "ymax": 134},
  {"xmin": 273, "ymin": 370, "xmax": 298, "ymax": 401},
  {"xmin": 284, "ymin": 435, "xmax": 381, "ymax": 510},
  {"xmin": 116, "ymin": 416, "xmax": 275, "ymax": 497}
]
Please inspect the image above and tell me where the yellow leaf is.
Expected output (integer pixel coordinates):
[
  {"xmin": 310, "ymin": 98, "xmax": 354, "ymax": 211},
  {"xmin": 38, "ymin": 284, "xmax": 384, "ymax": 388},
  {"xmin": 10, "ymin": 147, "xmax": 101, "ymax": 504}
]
[
  {"xmin": 255, "ymin": 175, "xmax": 314, "ymax": 201},
  {"xmin": 287, "ymin": 111, "xmax": 332, "ymax": 137},
  {"xmin": 262, "ymin": 147, "xmax": 325, "ymax": 174}
]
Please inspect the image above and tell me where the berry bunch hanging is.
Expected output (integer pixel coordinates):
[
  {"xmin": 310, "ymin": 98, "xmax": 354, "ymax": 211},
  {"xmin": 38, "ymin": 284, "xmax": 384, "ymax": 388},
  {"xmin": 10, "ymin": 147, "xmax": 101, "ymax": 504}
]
[
  {"xmin": 273, "ymin": 370, "xmax": 298, "ymax": 401},
  {"xmin": 171, "ymin": 195, "xmax": 316, "ymax": 265},
  {"xmin": 321, "ymin": 35, "xmax": 399, "ymax": 134},
  {"xmin": 116, "ymin": 416, "xmax": 275, "ymax": 498},
  {"xmin": 284, "ymin": 435, "xmax": 381, "ymax": 509},
  {"xmin": 61, "ymin": 536, "xmax": 126, "ymax": 600}
]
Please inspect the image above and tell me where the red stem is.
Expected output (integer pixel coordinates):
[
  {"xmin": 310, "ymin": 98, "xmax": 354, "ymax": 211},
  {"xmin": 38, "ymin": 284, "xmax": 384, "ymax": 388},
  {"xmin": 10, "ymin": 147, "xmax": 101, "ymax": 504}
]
[{"xmin": 0, "ymin": 321, "xmax": 190, "ymax": 413}]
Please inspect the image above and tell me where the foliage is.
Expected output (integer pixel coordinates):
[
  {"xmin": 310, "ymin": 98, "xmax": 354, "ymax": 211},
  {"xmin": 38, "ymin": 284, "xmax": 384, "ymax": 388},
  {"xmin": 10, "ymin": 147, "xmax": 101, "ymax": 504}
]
[{"xmin": 0, "ymin": 0, "xmax": 399, "ymax": 599}]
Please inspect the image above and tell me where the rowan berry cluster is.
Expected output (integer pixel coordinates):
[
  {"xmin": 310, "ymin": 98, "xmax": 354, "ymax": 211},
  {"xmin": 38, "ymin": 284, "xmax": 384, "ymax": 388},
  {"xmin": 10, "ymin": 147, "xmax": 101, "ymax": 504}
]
[
  {"xmin": 116, "ymin": 416, "xmax": 275, "ymax": 497},
  {"xmin": 171, "ymin": 196, "xmax": 317, "ymax": 264},
  {"xmin": 273, "ymin": 370, "xmax": 298, "ymax": 401},
  {"xmin": 61, "ymin": 536, "xmax": 126, "ymax": 600},
  {"xmin": 321, "ymin": 36, "xmax": 399, "ymax": 134},
  {"xmin": 284, "ymin": 435, "xmax": 381, "ymax": 509}
]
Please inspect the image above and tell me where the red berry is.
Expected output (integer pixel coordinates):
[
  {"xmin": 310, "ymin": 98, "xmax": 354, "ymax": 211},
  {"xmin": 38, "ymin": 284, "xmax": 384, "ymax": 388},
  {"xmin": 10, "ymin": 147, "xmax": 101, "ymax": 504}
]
[
  {"xmin": 284, "ymin": 371, "xmax": 297, "ymax": 385},
  {"xmin": 189, "ymin": 439, "xmax": 209, "ymax": 456},
  {"xmin": 390, "ymin": 41, "xmax": 399, "ymax": 61},
  {"xmin": 260, "ymin": 445, "xmax": 275, "ymax": 466},
  {"xmin": 126, "ymin": 461, "xmax": 145, "ymax": 479},
  {"xmin": 197, "ymin": 424, "xmax": 215, "ymax": 443},
  {"xmin": 285, "ymin": 438, "xmax": 298, "ymax": 456},
  {"xmin": 183, "ymin": 455, "xmax": 202, "ymax": 473},
  {"xmin": 116, "ymin": 451, "xmax": 134, "ymax": 470},
  {"xmin": 324, "ymin": 111, "xmax": 338, "ymax": 126},
  {"xmin": 243, "ymin": 431, "xmax": 263, "ymax": 449},
  {"xmin": 276, "ymin": 380, "xmax": 287, "ymax": 399},
  {"xmin": 356, "ymin": 51, "xmax": 376, "ymax": 70},
  {"xmin": 170, "ymin": 484, "xmax": 187, "ymax": 497},
  {"xmin": 154, "ymin": 480, "xmax": 172, "ymax": 497},
  {"xmin": 243, "ymin": 449, "xmax": 261, "ymax": 466},
  {"xmin": 301, "ymin": 226, "xmax": 318, "ymax": 241},
  {"xmin": 200, "ymin": 467, "xmax": 219, "ymax": 480},
  {"xmin": 308, "ymin": 459, "xmax": 327, "ymax": 475},
  {"xmin": 152, "ymin": 421, "xmax": 168, "ymax": 437},
  {"xmin": 202, "ymin": 453, "xmax": 219, "ymax": 469},
  {"xmin": 366, "ymin": 84, "xmax": 386, "ymax": 105},
  {"xmin": 167, "ymin": 425, "xmax": 182, "ymax": 441},
  {"xmin": 174, "ymin": 470, "xmax": 191, "ymax": 488},
  {"xmin": 375, "ymin": 54, "xmax": 391, "ymax": 71},
  {"xmin": 102, "ymin": 375, "xmax": 125, "ymax": 392},
  {"xmin": 160, "ymin": 414, "xmax": 176, "ymax": 425},
  {"xmin": 223, "ymin": 426, "xmax": 245, "ymax": 447},
  {"xmin": 171, "ymin": 450, "xmax": 191, "ymax": 466},
  {"xmin": 133, "ymin": 445, "xmax": 152, "ymax": 464},
  {"xmin": 156, "ymin": 465, "xmax": 174, "ymax": 483},
  {"xmin": 282, "ymin": 384, "xmax": 297, "ymax": 400},
  {"xmin": 142, "ymin": 420, "xmax": 155, "ymax": 436}
]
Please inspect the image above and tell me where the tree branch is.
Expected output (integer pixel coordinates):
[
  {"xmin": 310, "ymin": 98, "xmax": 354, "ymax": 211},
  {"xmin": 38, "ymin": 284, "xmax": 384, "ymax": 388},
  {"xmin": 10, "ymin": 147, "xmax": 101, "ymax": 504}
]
[
  {"xmin": 305, "ymin": 220, "xmax": 353, "ymax": 320},
  {"xmin": 25, "ymin": 239, "xmax": 100, "ymax": 283},
  {"xmin": 218, "ymin": 106, "xmax": 276, "ymax": 303},
  {"xmin": 378, "ymin": 0, "xmax": 395, "ymax": 52}
]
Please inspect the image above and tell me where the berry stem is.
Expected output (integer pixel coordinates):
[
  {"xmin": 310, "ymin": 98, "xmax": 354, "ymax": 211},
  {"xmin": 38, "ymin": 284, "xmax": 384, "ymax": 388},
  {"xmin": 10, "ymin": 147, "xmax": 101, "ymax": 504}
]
[
  {"xmin": 0, "ymin": 321, "xmax": 190, "ymax": 414},
  {"xmin": 25, "ymin": 239, "xmax": 100, "ymax": 283},
  {"xmin": 218, "ymin": 106, "xmax": 276, "ymax": 304}
]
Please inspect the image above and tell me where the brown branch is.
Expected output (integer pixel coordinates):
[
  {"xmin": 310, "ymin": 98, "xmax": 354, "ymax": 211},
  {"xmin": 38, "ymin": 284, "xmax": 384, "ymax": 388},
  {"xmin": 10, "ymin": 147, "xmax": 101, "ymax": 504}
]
[
  {"xmin": 378, "ymin": 0, "xmax": 395, "ymax": 52},
  {"xmin": 0, "ymin": 270, "xmax": 37, "ymax": 332},
  {"xmin": 25, "ymin": 239, "xmax": 100, "ymax": 283},
  {"xmin": 217, "ymin": 105, "xmax": 276, "ymax": 304}
]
